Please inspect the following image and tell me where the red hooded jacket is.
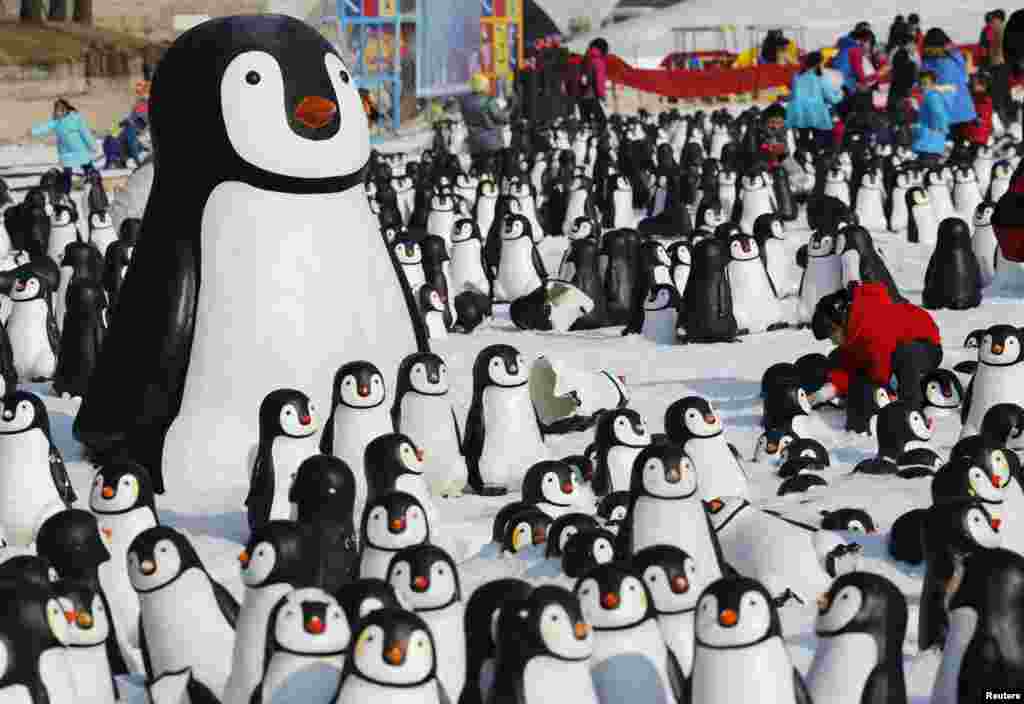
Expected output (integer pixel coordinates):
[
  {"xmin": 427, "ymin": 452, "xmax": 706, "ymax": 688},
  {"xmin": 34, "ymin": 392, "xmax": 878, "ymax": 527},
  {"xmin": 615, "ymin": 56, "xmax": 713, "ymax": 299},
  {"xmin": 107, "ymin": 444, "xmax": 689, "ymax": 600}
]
[{"xmin": 827, "ymin": 283, "xmax": 941, "ymax": 395}]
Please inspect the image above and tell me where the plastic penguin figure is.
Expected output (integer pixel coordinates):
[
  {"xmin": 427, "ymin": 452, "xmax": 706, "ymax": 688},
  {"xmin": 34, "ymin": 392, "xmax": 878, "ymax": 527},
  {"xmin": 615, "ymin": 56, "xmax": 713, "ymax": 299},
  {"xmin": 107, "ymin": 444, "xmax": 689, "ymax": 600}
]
[
  {"xmin": 921, "ymin": 369, "xmax": 964, "ymax": 418},
  {"xmin": 560, "ymin": 529, "xmax": 618, "ymax": 580},
  {"xmin": 493, "ymin": 214, "xmax": 546, "ymax": 303},
  {"xmin": 88, "ymin": 460, "xmax": 157, "ymax": 649},
  {"xmin": 501, "ymin": 508, "xmax": 552, "ymax": 561},
  {"xmin": 47, "ymin": 205, "xmax": 78, "ymax": 266},
  {"xmin": 845, "ymin": 378, "xmax": 894, "ymax": 434},
  {"xmin": 251, "ymin": 588, "xmax": 349, "ymax": 704},
  {"xmin": 575, "ymin": 562, "xmax": 683, "ymax": 704},
  {"xmin": 871, "ymin": 401, "xmax": 934, "ymax": 462},
  {"xmin": 922, "ymin": 217, "xmax": 983, "ymax": 310},
  {"xmin": 418, "ymin": 286, "xmax": 449, "ymax": 340},
  {"xmin": 358, "ymin": 491, "xmax": 430, "ymax": 581},
  {"xmin": 960, "ymin": 325, "xmax": 1024, "ymax": 439},
  {"xmin": 420, "ymin": 236, "xmax": 455, "ymax": 325},
  {"xmin": 364, "ymin": 433, "xmax": 439, "ymax": 534},
  {"xmin": 763, "ymin": 381, "xmax": 815, "ymax": 436},
  {"xmin": 460, "ymin": 578, "xmax": 533, "ymax": 704},
  {"xmin": 753, "ymin": 430, "xmax": 797, "ymax": 464},
  {"xmin": 56, "ymin": 240, "xmax": 104, "ymax": 334},
  {"xmin": 664, "ymin": 396, "xmax": 748, "ymax": 500},
  {"xmin": 906, "ymin": 187, "xmax": 939, "ymax": 244},
  {"xmin": 6, "ymin": 269, "xmax": 58, "ymax": 382},
  {"xmin": 930, "ymin": 548, "xmax": 1024, "ymax": 704},
  {"xmin": 87, "ymin": 211, "xmax": 117, "ymax": 256},
  {"xmin": 0, "ymin": 390, "xmax": 74, "ymax": 547},
  {"xmin": 839, "ymin": 226, "xmax": 904, "ymax": 300},
  {"xmin": 520, "ymin": 460, "xmax": 585, "ymax": 520},
  {"xmin": 545, "ymin": 514, "xmax": 602, "ymax": 562},
  {"xmin": 805, "ymin": 572, "xmax": 908, "ymax": 704},
  {"xmin": 753, "ymin": 214, "xmax": 796, "ymax": 299},
  {"xmin": 631, "ymin": 546, "xmax": 700, "ymax": 695},
  {"xmin": 972, "ymin": 201, "xmax": 999, "ymax": 287},
  {"xmin": 0, "ymin": 555, "xmax": 55, "ymax": 590},
  {"xmin": 737, "ymin": 170, "xmax": 777, "ymax": 235},
  {"xmin": 726, "ymin": 234, "xmax": 784, "ymax": 334},
  {"xmin": 796, "ymin": 230, "xmax": 842, "ymax": 325},
  {"xmin": 854, "ymin": 169, "xmax": 888, "ymax": 231},
  {"xmin": 488, "ymin": 584, "xmax": 599, "ymax": 704},
  {"xmin": 463, "ymin": 345, "xmax": 547, "ymax": 496},
  {"xmin": 679, "ymin": 238, "xmax": 739, "ymax": 342},
  {"xmin": 626, "ymin": 444, "xmax": 728, "ymax": 594},
  {"xmin": 638, "ymin": 284, "xmax": 680, "ymax": 345},
  {"xmin": 74, "ymin": 16, "xmax": 428, "ymax": 506},
  {"xmin": 222, "ymin": 520, "xmax": 312, "ymax": 704},
  {"xmin": 592, "ymin": 409, "xmax": 651, "ymax": 496},
  {"xmin": 246, "ymin": 389, "xmax": 322, "ymax": 533},
  {"xmin": 392, "ymin": 352, "xmax": 466, "ymax": 498},
  {"xmin": 0, "ymin": 582, "xmax": 77, "ymax": 704},
  {"xmin": 601, "ymin": 228, "xmax": 641, "ymax": 327},
  {"xmin": 449, "ymin": 218, "xmax": 490, "ymax": 297},
  {"xmin": 667, "ymin": 241, "xmax": 692, "ymax": 297},
  {"xmin": 321, "ymin": 361, "xmax": 392, "ymax": 529},
  {"xmin": 335, "ymin": 608, "xmax": 447, "ymax": 704},
  {"xmin": 558, "ymin": 217, "xmax": 606, "ymax": 330},
  {"xmin": 887, "ymin": 169, "xmax": 912, "ymax": 232},
  {"xmin": 52, "ymin": 279, "xmax": 106, "ymax": 400},
  {"xmin": 820, "ymin": 508, "xmax": 876, "ymax": 534},
  {"xmin": 387, "ymin": 544, "xmax": 465, "ymax": 700},
  {"xmin": 129, "ymin": 526, "xmax": 239, "ymax": 698},
  {"xmin": 596, "ymin": 491, "xmax": 630, "ymax": 535},
  {"xmin": 56, "ymin": 583, "xmax": 122, "ymax": 704},
  {"xmin": 289, "ymin": 455, "xmax": 358, "ymax": 590},
  {"xmin": 690, "ymin": 575, "xmax": 811, "ymax": 704}
]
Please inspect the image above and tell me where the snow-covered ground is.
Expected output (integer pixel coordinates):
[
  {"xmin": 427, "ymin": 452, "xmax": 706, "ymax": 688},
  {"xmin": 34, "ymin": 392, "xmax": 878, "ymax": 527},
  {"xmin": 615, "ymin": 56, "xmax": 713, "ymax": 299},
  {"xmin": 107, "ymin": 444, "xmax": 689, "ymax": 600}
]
[{"xmin": 0, "ymin": 132, "xmax": 1017, "ymax": 703}]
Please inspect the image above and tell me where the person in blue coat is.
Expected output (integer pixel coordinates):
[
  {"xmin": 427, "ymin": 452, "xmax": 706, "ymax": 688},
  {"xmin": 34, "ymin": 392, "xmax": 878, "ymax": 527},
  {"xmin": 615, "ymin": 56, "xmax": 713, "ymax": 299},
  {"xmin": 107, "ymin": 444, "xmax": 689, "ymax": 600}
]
[
  {"xmin": 921, "ymin": 27, "xmax": 977, "ymax": 136},
  {"xmin": 29, "ymin": 98, "xmax": 99, "ymax": 195},
  {"xmin": 911, "ymin": 70, "xmax": 950, "ymax": 164},
  {"xmin": 786, "ymin": 51, "xmax": 842, "ymax": 154}
]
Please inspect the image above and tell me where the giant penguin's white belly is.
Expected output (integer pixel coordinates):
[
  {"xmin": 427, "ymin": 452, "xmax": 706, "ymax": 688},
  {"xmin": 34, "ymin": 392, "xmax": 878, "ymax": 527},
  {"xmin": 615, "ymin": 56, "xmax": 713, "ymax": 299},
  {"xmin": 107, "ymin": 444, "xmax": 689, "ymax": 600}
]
[
  {"xmin": 604, "ymin": 446, "xmax": 643, "ymax": 493},
  {"xmin": 97, "ymin": 507, "xmax": 155, "ymax": 646},
  {"xmin": 523, "ymin": 657, "xmax": 599, "ymax": 704},
  {"xmin": 963, "ymin": 364, "xmax": 1024, "ymax": 437},
  {"xmin": 162, "ymin": 183, "xmax": 416, "ymax": 503},
  {"xmin": 67, "ymin": 643, "xmax": 117, "ymax": 704},
  {"xmin": 7, "ymin": 301, "xmax": 55, "ymax": 381},
  {"xmin": 337, "ymin": 675, "xmax": 440, "ymax": 704},
  {"xmin": 331, "ymin": 405, "xmax": 392, "ymax": 528},
  {"xmin": 495, "ymin": 239, "xmax": 542, "ymax": 302},
  {"xmin": 799, "ymin": 256, "xmax": 842, "ymax": 323},
  {"xmin": 931, "ymin": 608, "xmax": 978, "ymax": 704},
  {"xmin": 591, "ymin": 621, "xmax": 675, "ymax": 704},
  {"xmin": 38, "ymin": 648, "xmax": 77, "ymax": 704},
  {"xmin": 642, "ymin": 307, "xmax": 678, "ymax": 345},
  {"xmin": 399, "ymin": 394, "xmax": 466, "ymax": 490},
  {"xmin": 805, "ymin": 633, "xmax": 877, "ymax": 704},
  {"xmin": 657, "ymin": 610, "xmax": 695, "ymax": 677},
  {"xmin": 269, "ymin": 435, "xmax": 320, "ymax": 522},
  {"xmin": 479, "ymin": 386, "xmax": 546, "ymax": 488},
  {"xmin": 139, "ymin": 568, "xmax": 235, "ymax": 696},
  {"xmin": 632, "ymin": 498, "xmax": 722, "ymax": 587},
  {"xmin": 223, "ymin": 583, "xmax": 294, "ymax": 704},
  {"xmin": 0, "ymin": 432, "xmax": 61, "ymax": 546},
  {"xmin": 684, "ymin": 436, "xmax": 747, "ymax": 500},
  {"xmin": 728, "ymin": 260, "xmax": 781, "ymax": 332},
  {"xmin": 359, "ymin": 546, "xmax": 399, "ymax": 580},
  {"xmin": 450, "ymin": 240, "xmax": 490, "ymax": 295},
  {"xmin": 420, "ymin": 603, "xmax": 466, "ymax": 700},
  {"xmin": 692, "ymin": 639, "xmax": 797, "ymax": 704},
  {"xmin": 260, "ymin": 652, "xmax": 344, "ymax": 704},
  {"xmin": 974, "ymin": 225, "xmax": 999, "ymax": 287}
]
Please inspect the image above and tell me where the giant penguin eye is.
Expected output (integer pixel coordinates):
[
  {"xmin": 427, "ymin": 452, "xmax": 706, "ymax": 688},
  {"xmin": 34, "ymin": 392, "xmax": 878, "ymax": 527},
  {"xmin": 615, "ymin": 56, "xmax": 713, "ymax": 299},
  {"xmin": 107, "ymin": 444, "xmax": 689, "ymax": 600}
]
[
  {"xmin": 339, "ymin": 70, "xmax": 350, "ymax": 83},
  {"xmin": 245, "ymin": 71, "xmax": 261, "ymax": 85}
]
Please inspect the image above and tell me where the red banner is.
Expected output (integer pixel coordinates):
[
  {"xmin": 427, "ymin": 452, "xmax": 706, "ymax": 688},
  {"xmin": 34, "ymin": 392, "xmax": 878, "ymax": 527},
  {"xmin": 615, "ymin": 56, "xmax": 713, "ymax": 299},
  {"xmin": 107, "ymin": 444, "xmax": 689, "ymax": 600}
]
[{"xmin": 363, "ymin": 0, "xmax": 378, "ymax": 16}]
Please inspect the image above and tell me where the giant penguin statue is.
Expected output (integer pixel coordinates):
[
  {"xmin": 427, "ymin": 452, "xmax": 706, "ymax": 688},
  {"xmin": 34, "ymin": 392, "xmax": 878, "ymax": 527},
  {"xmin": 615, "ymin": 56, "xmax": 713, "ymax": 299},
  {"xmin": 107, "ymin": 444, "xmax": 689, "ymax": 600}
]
[{"xmin": 73, "ymin": 15, "xmax": 428, "ymax": 497}]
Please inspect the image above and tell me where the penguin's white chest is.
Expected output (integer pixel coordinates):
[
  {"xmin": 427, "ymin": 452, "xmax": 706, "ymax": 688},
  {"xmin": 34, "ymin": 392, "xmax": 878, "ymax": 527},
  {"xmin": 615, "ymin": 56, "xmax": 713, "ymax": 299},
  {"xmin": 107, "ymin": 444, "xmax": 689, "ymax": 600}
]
[
  {"xmin": 684, "ymin": 436, "xmax": 747, "ymax": 500},
  {"xmin": 426, "ymin": 211, "xmax": 455, "ymax": 247},
  {"xmin": 692, "ymin": 639, "xmax": 797, "ymax": 704},
  {"xmin": 139, "ymin": 568, "xmax": 235, "ymax": 696},
  {"xmin": 66, "ymin": 643, "xmax": 117, "ymax": 704},
  {"xmin": 161, "ymin": 182, "xmax": 416, "ymax": 503},
  {"xmin": 931, "ymin": 608, "xmax": 978, "ymax": 704},
  {"xmin": 889, "ymin": 187, "xmax": 909, "ymax": 231},
  {"xmin": 657, "ymin": 610, "xmax": 695, "ymax": 677},
  {"xmin": 477, "ymin": 198, "xmax": 497, "ymax": 237},
  {"xmin": 38, "ymin": 648, "xmax": 77, "ymax": 704},
  {"xmin": 402, "ymin": 263, "xmax": 427, "ymax": 295},
  {"xmin": 424, "ymin": 311, "xmax": 447, "ymax": 339},
  {"xmin": 963, "ymin": 363, "xmax": 1024, "ymax": 436},
  {"xmin": 495, "ymin": 239, "xmax": 542, "ymax": 302},
  {"xmin": 269, "ymin": 435, "xmax": 320, "ymax": 521},
  {"xmin": 824, "ymin": 180, "xmax": 849, "ymax": 205},
  {"xmin": 974, "ymin": 224, "xmax": 999, "ymax": 286},
  {"xmin": 805, "ymin": 633, "xmax": 877, "ymax": 704},
  {"xmin": 912, "ymin": 205, "xmax": 939, "ymax": 244},
  {"xmin": 399, "ymin": 394, "xmax": 465, "ymax": 489},
  {"xmin": 855, "ymin": 188, "xmax": 886, "ymax": 230},
  {"xmin": 591, "ymin": 620, "xmax": 675, "ymax": 704},
  {"xmin": 260, "ymin": 652, "xmax": 345, "ymax": 704},
  {"xmin": 7, "ymin": 300, "xmax": 56, "ymax": 381},
  {"xmin": 90, "ymin": 226, "xmax": 117, "ymax": 256},
  {"xmin": 224, "ymin": 583, "xmax": 294, "ymax": 704},
  {"xmin": 739, "ymin": 190, "xmax": 774, "ymax": 233},
  {"xmin": 764, "ymin": 239, "xmax": 796, "ymax": 299},
  {"xmin": 97, "ymin": 507, "xmax": 155, "ymax": 645},
  {"xmin": 450, "ymin": 240, "xmax": 489, "ymax": 295},
  {"xmin": 603, "ymin": 445, "xmax": 643, "ymax": 493},
  {"xmin": 479, "ymin": 385, "xmax": 546, "ymax": 488},
  {"xmin": 420, "ymin": 603, "xmax": 466, "ymax": 700},
  {"xmin": 928, "ymin": 184, "xmax": 955, "ymax": 219},
  {"xmin": 0, "ymin": 431, "xmax": 61, "ymax": 546},
  {"xmin": 672, "ymin": 265, "xmax": 690, "ymax": 295},
  {"xmin": 523, "ymin": 657, "xmax": 599, "ymax": 704},
  {"xmin": 48, "ymin": 224, "xmax": 77, "ymax": 263},
  {"xmin": 612, "ymin": 192, "xmax": 633, "ymax": 228},
  {"xmin": 728, "ymin": 259, "xmax": 781, "ymax": 333},
  {"xmin": 642, "ymin": 306, "xmax": 678, "ymax": 345},
  {"xmin": 336, "ymin": 675, "xmax": 441, "ymax": 704},
  {"xmin": 564, "ymin": 191, "xmax": 590, "ymax": 234}
]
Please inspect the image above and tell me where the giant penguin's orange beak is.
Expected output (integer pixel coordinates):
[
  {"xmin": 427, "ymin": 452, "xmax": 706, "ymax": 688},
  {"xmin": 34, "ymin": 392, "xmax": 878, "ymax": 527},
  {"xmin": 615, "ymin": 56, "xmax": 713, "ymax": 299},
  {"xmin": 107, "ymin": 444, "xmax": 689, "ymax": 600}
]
[{"xmin": 294, "ymin": 96, "xmax": 337, "ymax": 130}]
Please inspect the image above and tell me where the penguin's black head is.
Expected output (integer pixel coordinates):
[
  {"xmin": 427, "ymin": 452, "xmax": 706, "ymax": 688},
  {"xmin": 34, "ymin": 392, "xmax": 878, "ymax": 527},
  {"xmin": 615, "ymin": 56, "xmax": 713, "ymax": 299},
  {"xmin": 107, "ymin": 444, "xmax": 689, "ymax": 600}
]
[
  {"xmin": 753, "ymin": 214, "xmax": 785, "ymax": 242},
  {"xmin": 974, "ymin": 200, "xmax": 997, "ymax": 229},
  {"xmin": 664, "ymin": 396, "xmax": 721, "ymax": 442},
  {"xmin": 948, "ymin": 547, "xmax": 1024, "ymax": 621},
  {"xmin": 596, "ymin": 408, "xmax": 650, "ymax": 449},
  {"xmin": 921, "ymin": 369, "xmax": 964, "ymax": 411},
  {"xmin": 393, "ymin": 237, "xmax": 422, "ymax": 266},
  {"xmin": 127, "ymin": 526, "xmax": 205, "ymax": 593},
  {"xmin": 239, "ymin": 520, "xmax": 311, "ymax": 589},
  {"xmin": 259, "ymin": 388, "xmax": 320, "ymax": 440},
  {"xmin": 9, "ymin": 269, "xmax": 49, "ymax": 303},
  {"xmin": 631, "ymin": 443, "xmax": 699, "ymax": 500},
  {"xmin": 754, "ymin": 429, "xmax": 797, "ymax": 464},
  {"xmin": 936, "ymin": 216, "xmax": 971, "ymax": 248},
  {"xmin": 0, "ymin": 556, "xmax": 56, "ymax": 592},
  {"xmin": 387, "ymin": 544, "xmax": 461, "ymax": 612},
  {"xmin": 696, "ymin": 575, "xmax": 781, "ymax": 648},
  {"xmin": 964, "ymin": 328, "xmax": 986, "ymax": 349},
  {"xmin": 89, "ymin": 460, "xmax": 156, "ymax": 515},
  {"xmin": 778, "ymin": 437, "xmax": 830, "ymax": 477},
  {"xmin": 907, "ymin": 186, "xmax": 930, "ymax": 211},
  {"xmin": 667, "ymin": 241, "xmax": 692, "ymax": 267},
  {"xmin": 713, "ymin": 222, "xmax": 742, "ymax": 243},
  {"xmin": 268, "ymin": 587, "xmax": 350, "ymax": 656},
  {"xmin": 760, "ymin": 362, "xmax": 801, "ymax": 399},
  {"xmin": 979, "ymin": 325, "xmax": 1024, "ymax": 367},
  {"xmin": 838, "ymin": 224, "xmax": 873, "ymax": 255},
  {"xmin": 632, "ymin": 545, "xmax": 700, "ymax": 616},
  {"xmin": 728, "ymin": 234, "xmax": 760, "ymax": 261},
  {"xmin": 332, "ymin": 360, "xmax": 385, "ymax": 410},
  {"xmin": 150, "ymin": 15, "xmax": 368, "ymax": 193},
  {"xmin": 474, "ymin": 344, "xmax": 527, "ymax": 389},
  {"xmin": 502, "ymin": 508, "xmax": 551, "ymax": 555},
  {"xmin": 417, "ymin": 284, "xmax": 445, "ymax": 314},
  {"xmin": 820, "ymin": 508, "xmax": 876, "ymax": 534},
  {"xmin": 521, "ymin": 460, "xmax": 579, "ymax": 509},
  {"xmin": 365, "ymin": 433, "xmax": 425, "ymax": 482},
  {"xmin": 51, "ymin": 204, "xmax": 76, "ymax": 227},
  {"xmin": 496, "ymin": 585, "xmax": 593, "ymax": 664},
  {"xmin": 575, "ymin": 561, "xmax": 652, "ymax": 630},
  {"xmin": 545, "ymin": 513, "xmax": 601, "ymax": 559},
  {"xmin": 957, "ymin": 444, "xmax": 1018, "ymax": 492},
  {"xmin": 289, "ymin": 454, "xmax": 356, "ymax": 519},
  {"xmin": 361, "ymin": 491, "xmax": 429, "ymax": 550},
  {"xmin": 451, "ymin": 218, "xmax": 481, "ymax": 244},
  {"xmin": 765, "ymin": 380, "xmax": 813, "ymax": 423},
  {"xmin": 36, "ymin": 510, "xmax": 110, "ymax": 578},
  {"xmin": 335, "ymin": 578, "xmax": 405, "ymax": 629},
  {"xmin": 876, "ymin": 401, "xmax": 933, "ymax": 453},
  {"xmin": 502, "ymin": 213, "xmax": 531, "ymax": 241},
  {"xmin": 561, "ymin": 529, "xmax": 619, "ymax": 580},
  {"xmin": 691, "ymin": 236, "xmax": 730, "ymax": 270},
  {"xmin": 815, "ymin": 572, "xmax": 907, "ymax": 659},
  {"xmin": 981, "ymin": 403, "xmax": 1024, "ymax": 450},
  {"xmin": 596, "ymin": 491, "xmax": 631, "ymax": 528},
  {"xmin": 0, "ymin": 583, "xmax": 70, "ymax": 655},
  {"xmin": 932, "ymin": 457, "xmax": 1008, "ymax": 508},
  {"xmin": 346, "ymin": 608, "xmax": 437, "ymax": 686}
]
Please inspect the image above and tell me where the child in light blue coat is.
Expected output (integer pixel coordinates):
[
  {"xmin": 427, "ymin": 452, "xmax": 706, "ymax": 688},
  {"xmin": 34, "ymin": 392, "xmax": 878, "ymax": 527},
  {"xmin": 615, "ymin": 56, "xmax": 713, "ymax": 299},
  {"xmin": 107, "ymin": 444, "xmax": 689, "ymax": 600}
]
[
  {"xmin": 911, "ymin": 70, "xmax": 950, "ymax": 163},
  {"xmin": 786, "ymin": 52, "xmax": 843, "ymax": 154},
  {"xmin": 30, "ymin": 98, "xmax": 99, "ymax": 195}
]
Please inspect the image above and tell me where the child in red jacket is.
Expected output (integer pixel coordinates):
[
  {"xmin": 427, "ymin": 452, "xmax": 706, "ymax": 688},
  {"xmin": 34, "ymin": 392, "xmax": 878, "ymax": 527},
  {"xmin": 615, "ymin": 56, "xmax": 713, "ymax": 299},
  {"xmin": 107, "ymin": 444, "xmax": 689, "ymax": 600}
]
[
  {"xmin": 810, "ymin": 283, "xmax": 942, "ymax": 408},
  {"xmin": 963, "ymin": 71, "xmax": 994, "ymax": 145}
]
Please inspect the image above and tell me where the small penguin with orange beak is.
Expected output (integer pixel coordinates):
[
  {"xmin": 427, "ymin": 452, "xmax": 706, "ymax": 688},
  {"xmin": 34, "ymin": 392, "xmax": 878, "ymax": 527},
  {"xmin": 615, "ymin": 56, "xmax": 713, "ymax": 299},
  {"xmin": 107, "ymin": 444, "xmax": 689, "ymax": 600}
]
[
  {"xmin": 364, "ymin": 433, "xmax": 439, "ymax": 535},
  {"xmin": 358, "ymin": 491, "xmax": 430, "ymax": 581}
]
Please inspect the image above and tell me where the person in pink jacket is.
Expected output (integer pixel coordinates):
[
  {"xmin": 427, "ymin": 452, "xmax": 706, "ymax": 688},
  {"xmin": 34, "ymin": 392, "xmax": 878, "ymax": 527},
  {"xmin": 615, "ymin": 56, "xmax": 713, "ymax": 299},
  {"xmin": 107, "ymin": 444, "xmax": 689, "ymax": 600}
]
[{"xmin": 577, "ymin": 38, "xmax": 609, "ymax": 127}]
